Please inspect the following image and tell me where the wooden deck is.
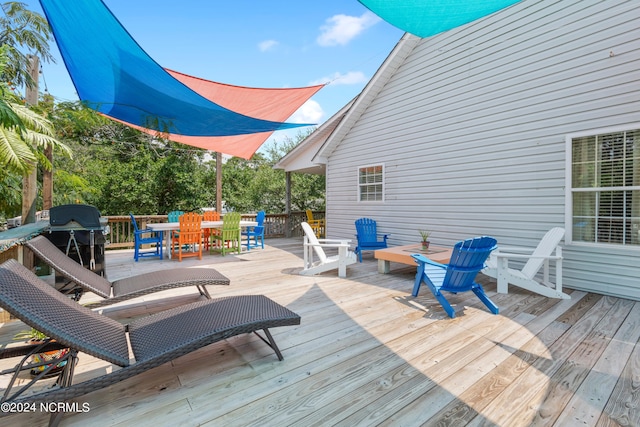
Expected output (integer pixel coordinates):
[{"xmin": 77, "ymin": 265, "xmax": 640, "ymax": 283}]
[{"xmin": 1, "ymin": 238, "xmax": 638, "ymax": 426}]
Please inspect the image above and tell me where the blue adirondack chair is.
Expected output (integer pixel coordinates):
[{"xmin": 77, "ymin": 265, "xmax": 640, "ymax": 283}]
[
  {"xmin": 129, "ymin": 213, "xmax": 163, "ymax": 261},
  {"xmin": 411, "ymin": 236, "xmax": 498, "ymax": 318},
  {"xmin": 354, "ymin": 218, "xmax": 389, "ymax": 262},
  {"xmin": 243, "ymin": 210, "xmax": 265, "ymax": 251}
]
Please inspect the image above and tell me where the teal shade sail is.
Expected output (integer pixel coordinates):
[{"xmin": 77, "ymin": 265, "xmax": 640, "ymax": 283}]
[
  {"xmin": 39, "ymin": 0, "xmax": 311, "ymax": 137},
  {"xmin": 358, "ymin": 0, "xmax": 521, "ymax": 38}
]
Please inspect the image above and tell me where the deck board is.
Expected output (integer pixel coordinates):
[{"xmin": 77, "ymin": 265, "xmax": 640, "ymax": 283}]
[{"xmin": 0, "ymin": 238, "xmax": 638, "ymax": 426}]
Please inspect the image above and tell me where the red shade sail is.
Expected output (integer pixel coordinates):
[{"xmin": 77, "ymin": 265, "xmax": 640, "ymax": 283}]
[{"xmin": 108, "ymin": 69, "xmax": 323, "ymax": 159}]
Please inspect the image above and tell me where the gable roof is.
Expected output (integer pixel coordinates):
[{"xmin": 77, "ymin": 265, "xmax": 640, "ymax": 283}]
[
  {"xmin": 274, "ymin": 97, "xmax": 356, "ymax": 174},
  {"xmin": 273, "ymin": 32, "xmax": 421, "ymax": 174},
  {"xmin": 314, "ymin": 33, "xmax": 421, "ymax": 162}
]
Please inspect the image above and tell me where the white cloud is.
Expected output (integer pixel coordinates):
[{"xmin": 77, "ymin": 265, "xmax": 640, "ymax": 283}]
[
  {"xmin": 258, "ymin": 39, "xmax": 278, "ymax": 52},
  {"xmin": 289, "ymin": 99, "xmax": 324, "ymax": 124},
  {"xmin": 310, "ymin": 71, "xmax": 368, "ymax": 86},
  {"xmin": 317, "ymin": 11, "xmax": 381, "ymax": 47}
]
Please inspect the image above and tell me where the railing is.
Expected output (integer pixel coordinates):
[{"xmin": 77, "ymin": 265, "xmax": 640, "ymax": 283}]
[{"xmin": 105, "ymin": 211, "xmax": 324, "ymax": 249}]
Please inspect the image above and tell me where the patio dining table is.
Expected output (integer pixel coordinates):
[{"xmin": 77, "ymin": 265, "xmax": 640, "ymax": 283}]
[{"xmin": 147, "ymin": 220, "xmax": 258, "ymax": 259}]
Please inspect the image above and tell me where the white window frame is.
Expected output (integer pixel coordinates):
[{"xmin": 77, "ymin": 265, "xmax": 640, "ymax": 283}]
[
  {"xmin": 357, "ymin": 163, "xmax": 385, "ymax": 202},
  {"xmin": 565, "ymin": 123, "xmax": 640, "ymax": 249}
]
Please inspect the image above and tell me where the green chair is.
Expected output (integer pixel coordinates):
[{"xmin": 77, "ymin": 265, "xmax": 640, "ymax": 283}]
[{"xmin": 211, "ymin": 212, "xmax": 241, "ymax": 256}]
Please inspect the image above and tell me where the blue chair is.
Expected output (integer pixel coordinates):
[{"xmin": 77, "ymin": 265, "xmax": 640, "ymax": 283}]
[
  {"xmin": 129, "ymin": 214, "xmax": 163, "ymax": 261},
  {"xmin": 243, "ymin": 211, "xmax": 265, "ymax": 251},
  {"xmin": 167, "ymin": 210, "xmax": 184, "ymax": 222},
  {"xmin": 167, "ymin": 210, "xmax": 184, "ymax": 251},
  {"xmin": 411, "ymin": 236, "xmax": 498, "ymax": 318},
  {"xmin": 354, "ymin": 218, "xmax": 389, "ymax": 262}
]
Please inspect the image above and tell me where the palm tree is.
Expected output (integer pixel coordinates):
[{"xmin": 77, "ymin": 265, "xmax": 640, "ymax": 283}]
[
  {"xmin": 0, "ymin": 45, "xmax": 70, "ymax": 220},
  {"xmin": 0, "ymin": 1, "xmax": 54, "ymax": 88},
  {"xmin": 0, "ymin": 2, "xmax": 70, "ymax": 220},
  {"xmin": 0, "ymin": 46, "xmax": 69, "ymax": 174}
]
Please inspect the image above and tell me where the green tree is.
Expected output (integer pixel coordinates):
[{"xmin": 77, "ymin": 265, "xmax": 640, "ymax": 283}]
[
  {"xmin": 100, "ymin": 147, "xmax": 161, "ymax": 215},
  {"xmin": 0, "ymin": 83, "xmax": 69, "ymax": 173},
  {"xmin": 0, "ymin": 1, "xmax": 54, "ymax": 88},
  {"xmin": 47, "ymin": 104, "xmax": 159, "ymax": 214},
  {"xmin": 262, "ymin": 131, "xmax": 325, "ymax": 211},
  {"xmin": 0, "ymin": 169, "xmax": 22, "ymax": 217},
  {"xmin": 156, "ymin": 147, "xmax": 212, "ymax": 214},
  {"xmin": 34, "ymin": 99, "xmax": 105, "ymax": 207},
  {"xmin": 0, "ymin": 50, "xmax": 69, "ymax": 219},
  {"xmin": 47, "ymin": 101, "xmax": 215, "ymax": 215},
  {"xmin": 42, "ymin": 99, "xmax": 324, "ymax": 218},
  {"xmin": 0, "ymin": 2, "xmax": 69, "ymax": 220},
  {"xmin": 221, "ymin": 131, "xmax": 325, "ymax": 213},
  {"xmin": 220, "ymin": 156, "xmax": 256, "ymax": 212}
]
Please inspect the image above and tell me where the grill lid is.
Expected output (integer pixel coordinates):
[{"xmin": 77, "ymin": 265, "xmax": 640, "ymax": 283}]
[{"xmin": 49, "ymin": 204, "xmax": 103, "ymax": 230}]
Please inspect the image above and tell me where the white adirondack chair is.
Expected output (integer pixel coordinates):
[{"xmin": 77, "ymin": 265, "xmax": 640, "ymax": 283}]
[
  {"xmin": 300, "ymin": 222, "xmax": 356, "ymax": 278},
  {"xmin": 482, "ymin": 227, "xmax": 570, "ymax": 299}
]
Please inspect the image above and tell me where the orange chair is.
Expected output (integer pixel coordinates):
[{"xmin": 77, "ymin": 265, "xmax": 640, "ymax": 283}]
[
  {"xmin": 203, "ymin": 210, "xmax": 221, "ymax": 251},
  {"xmin": 171, "ymin": 212, "xmax": 203, "ymax": 261}
]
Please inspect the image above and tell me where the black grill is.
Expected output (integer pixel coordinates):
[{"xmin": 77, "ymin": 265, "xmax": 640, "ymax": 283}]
[{"xmin": 46, "ymin": 204, "xmax": 107, "ymax": 296}]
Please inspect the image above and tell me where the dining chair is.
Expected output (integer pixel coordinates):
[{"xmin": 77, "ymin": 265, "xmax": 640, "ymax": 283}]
[
  {"xmin": 171, "ymin": 212, "xmax": 203, "ymax": 261},
  {"xmin": 211, "ymin": 212, "xmax": 241, "ymax": 256},
  {"xmin": 305, "ymin": 209, "xmax": 325, "ymax": 238},
  {"xmin": 129, "ymin": 213, "xmax": 163, "ymax": 261},
  {"xmin": 167, "ymin": 210, "xmax": 184, "ymax": 222},
  {"xmin": 243, "ymin": 210, "xmax": 265, "ymax": 251},
  {"xmin": 168, "ymin": 210, "xmax": 185, "ymax": 253},
  {"xmin": 203, "ymin": 210, "xmax": 221, "ymax": 251}
]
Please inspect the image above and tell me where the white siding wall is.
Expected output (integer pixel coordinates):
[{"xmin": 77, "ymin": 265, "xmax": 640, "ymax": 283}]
[{"xmin": 325, "ymin": 0, "xmax": 640, "ymax": 299}]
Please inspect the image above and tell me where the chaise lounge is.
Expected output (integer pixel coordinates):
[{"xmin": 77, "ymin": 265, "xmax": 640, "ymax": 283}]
[
  {"xmin": 0, "ymin": 259, "xmax": 301, "ymax": 425},
  {"xmin": 26, "ymin": 235, "xmax": 229, "ymax": 308}
]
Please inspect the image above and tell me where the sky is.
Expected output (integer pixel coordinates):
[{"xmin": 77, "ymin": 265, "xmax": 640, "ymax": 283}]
[{"xmin": 24, "ymin": 0, "xmax": 404, "ymax": 148}]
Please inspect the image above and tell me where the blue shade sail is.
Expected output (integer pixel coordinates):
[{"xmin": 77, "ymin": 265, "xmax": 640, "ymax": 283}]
[
  {"xmin": 39, "ymin": 0, "xmax": 311, "ymax": 137},
  {"xmin": 358, "ymin": 0, "xmax": 521, "ymax": 38}
]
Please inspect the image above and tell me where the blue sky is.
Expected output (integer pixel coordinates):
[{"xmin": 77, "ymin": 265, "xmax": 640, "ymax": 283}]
[{"xmin": 25, "ymin": 0, "xmax": 404, "ymax": 145}]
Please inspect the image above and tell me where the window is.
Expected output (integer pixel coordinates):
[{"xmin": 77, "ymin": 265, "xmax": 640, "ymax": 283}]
[
  {"xmin": 568, "ymin": 128, "xmax": 640, "ymax": 246},
  {"xmin": 358, "ymin": 164, "xmax": 384, "ymax": 202}
]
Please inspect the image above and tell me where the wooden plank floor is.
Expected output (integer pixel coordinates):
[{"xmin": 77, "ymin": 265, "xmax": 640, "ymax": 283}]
[{"xmin": 1, "ymin": 238, "xmax": 638, "ymax": 426}]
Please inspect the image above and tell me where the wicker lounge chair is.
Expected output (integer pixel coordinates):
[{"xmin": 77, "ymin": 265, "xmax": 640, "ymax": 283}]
[
  {"xmin": 25, "ymin": 235, "xmax": 229, "ymax": 308},
  {"xmin": 0, "ymin": 259, "xmax": 300, "ymax": 424}
]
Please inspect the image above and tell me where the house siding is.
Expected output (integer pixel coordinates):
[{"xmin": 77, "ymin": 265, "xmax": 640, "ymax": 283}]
[{"xmin": 324, "ymin": 0, "xmax": 640, "ymax": 299}]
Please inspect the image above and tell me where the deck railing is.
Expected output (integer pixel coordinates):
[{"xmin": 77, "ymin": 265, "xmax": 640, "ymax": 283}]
[{"xmin": 105, "ymin": 211, "xmax": 324, "ymax": 249}]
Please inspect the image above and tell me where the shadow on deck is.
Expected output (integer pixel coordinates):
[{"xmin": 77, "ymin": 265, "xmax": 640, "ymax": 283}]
[{"xmin": 1, "ymin": 237, "xmax": 637, "ymax": 426}]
